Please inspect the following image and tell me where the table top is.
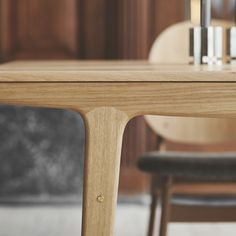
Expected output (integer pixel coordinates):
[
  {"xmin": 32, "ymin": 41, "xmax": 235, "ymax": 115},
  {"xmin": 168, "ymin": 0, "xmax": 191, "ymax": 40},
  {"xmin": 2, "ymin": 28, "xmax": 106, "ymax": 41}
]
[{"xmin": 0, "ymin": 60, "xmax": 236, "ymax": 82}]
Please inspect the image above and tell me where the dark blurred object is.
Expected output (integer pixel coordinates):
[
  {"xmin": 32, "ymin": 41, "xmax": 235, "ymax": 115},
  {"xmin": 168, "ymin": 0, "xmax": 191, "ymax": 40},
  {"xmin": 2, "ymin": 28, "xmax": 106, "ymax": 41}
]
[{"xmin": 0, "ymin": 106, "xmax": 84, "ymax": 197}]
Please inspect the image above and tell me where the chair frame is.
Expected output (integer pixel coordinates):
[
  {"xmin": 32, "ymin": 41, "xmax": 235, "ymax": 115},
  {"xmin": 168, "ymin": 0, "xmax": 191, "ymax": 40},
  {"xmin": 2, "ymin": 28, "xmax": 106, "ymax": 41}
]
[{"xmin": 145, "ymin": 19, "xmax": 236, "ymax": 236}]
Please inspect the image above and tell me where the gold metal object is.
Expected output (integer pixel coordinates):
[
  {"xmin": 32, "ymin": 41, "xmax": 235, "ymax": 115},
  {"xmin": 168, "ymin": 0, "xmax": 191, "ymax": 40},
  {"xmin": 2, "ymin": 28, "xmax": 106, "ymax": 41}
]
[{"xmin": 97, "ymin": 195, "xmax": 105, "ymax": 203}]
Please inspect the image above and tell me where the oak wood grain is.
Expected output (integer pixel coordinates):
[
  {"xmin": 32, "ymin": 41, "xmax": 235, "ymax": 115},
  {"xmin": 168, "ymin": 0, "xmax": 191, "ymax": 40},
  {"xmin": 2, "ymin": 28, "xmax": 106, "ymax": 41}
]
[
  {"xmin": 82, "ymin": 107, "xmax": 128, "ymax": 236},
  {"xmin": 0, "ymin": 82, "xmax": 236, "ymax": 119},
  {"xmin": 0, "ymin": 61, "xmax": 236, "ymax": 82}
]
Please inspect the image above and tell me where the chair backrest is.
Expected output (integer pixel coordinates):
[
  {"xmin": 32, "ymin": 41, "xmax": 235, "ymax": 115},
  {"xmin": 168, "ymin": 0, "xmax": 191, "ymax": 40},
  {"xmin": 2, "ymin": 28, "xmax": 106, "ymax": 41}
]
[{"xmin": 146, "ymin": 20, "xmax": 236, "ymax": 144}]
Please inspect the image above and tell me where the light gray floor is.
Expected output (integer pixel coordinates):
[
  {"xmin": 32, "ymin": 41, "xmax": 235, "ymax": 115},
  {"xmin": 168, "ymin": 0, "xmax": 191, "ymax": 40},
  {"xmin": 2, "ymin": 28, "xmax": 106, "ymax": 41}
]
[{"xmin": 0, "ymin": 204, "xmax": 236, "ymax": 236}]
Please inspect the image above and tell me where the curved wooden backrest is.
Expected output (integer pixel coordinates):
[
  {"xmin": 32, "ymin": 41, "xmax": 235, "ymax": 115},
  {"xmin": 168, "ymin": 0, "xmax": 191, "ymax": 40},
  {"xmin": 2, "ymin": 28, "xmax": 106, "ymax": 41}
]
[{"xmin": 146, "ymin": 20, "xmax": 236, "ymax": 144}]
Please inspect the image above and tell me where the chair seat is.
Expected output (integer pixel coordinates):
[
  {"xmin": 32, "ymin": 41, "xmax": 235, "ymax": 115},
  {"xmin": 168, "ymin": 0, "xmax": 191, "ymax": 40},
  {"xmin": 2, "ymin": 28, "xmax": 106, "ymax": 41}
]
[
  {"xmin": 172, "ymin": 195, "xmax": 236, "ymax": 207},
  {"xmin": 138, "ymin": 152, "xmax": 236, "ymax": 180}
]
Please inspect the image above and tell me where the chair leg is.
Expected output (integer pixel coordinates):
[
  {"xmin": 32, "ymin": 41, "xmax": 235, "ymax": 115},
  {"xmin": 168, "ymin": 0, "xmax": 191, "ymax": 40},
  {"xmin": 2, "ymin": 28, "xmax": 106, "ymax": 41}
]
[
  {"xmin": 148, "ymin": 192, "xmax": 158, "ymax": 236},
  {"xmin": 158, "ymin": 176, "xmax": 172, "ymax": 236}
]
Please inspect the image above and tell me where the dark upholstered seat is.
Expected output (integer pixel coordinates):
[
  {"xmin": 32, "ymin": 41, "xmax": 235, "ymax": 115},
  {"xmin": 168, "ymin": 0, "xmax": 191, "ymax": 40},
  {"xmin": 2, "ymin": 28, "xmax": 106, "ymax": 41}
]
[
  {"xmin": 171, "ymin": 195, "xmax": 236, "ymax": 207},
  {"xmin": 138, "ymin": 152, "xmax": 236, "ymax": 180},
  {"xmin": 138, "ymin": 152, "xmax": 236, "ymax": 208}
]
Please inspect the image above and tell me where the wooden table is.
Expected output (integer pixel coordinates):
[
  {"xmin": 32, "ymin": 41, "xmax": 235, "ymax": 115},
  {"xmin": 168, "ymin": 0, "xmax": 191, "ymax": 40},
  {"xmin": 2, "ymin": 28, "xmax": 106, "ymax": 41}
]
[{"xmin": 0, "ymin": 60, "xmax": 236, "ymax": 236}]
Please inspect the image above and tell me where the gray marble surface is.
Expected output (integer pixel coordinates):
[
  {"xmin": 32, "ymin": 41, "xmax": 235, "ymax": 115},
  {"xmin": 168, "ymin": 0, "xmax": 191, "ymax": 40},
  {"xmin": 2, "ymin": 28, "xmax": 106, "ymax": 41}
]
[{"xmin": 0, "ymin": 105, "xmax": 85, "ymax": 196}]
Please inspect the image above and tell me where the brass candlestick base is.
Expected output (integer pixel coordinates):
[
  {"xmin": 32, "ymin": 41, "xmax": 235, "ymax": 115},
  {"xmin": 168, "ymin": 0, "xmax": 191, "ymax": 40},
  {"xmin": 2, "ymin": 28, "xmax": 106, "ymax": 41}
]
[
  {"xmin": 190, "ymin": 26, "xmax": 223, "ymax": 65},
  {"xmin": 227, "ymin": 27, "xmax": 236, "ymax": 64}
]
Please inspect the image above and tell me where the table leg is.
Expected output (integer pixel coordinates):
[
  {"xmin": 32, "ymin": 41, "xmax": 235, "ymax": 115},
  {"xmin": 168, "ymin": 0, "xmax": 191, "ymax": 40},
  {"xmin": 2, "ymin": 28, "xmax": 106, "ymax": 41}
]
[{"xmin": 82, "ymin": 107, "xmax": 129, "ymax": 236}]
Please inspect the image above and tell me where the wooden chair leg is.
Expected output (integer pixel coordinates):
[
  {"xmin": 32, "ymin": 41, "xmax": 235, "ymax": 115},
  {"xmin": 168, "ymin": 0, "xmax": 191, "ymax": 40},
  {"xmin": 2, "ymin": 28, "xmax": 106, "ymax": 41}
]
[
  {"xmin": 147, "ymin": 175, "xmax": 160, "ymax": 236},
  {"xmin": 148, "ymin": 192, "xmax": 158, "ymax": 236},
  {"xmin": 158, "ymin": 176, "xmax": 172, "ymax": 236}
]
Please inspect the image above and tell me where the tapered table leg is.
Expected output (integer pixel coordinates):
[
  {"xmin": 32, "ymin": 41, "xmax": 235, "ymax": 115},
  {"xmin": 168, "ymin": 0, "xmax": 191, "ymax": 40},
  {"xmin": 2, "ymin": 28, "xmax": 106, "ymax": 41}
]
[{"xmin": 82, "ymin": 107, "xmax": 129, "ymax": 236}]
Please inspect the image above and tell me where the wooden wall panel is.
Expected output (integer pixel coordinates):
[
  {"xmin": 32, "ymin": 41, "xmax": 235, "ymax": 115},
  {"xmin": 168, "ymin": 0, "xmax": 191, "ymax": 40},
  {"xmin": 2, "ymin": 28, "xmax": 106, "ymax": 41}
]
[
  {"xmin": 117, "ymin": 0, "xmax": 150, "ymax": 59},
  {"xmin": 79, "ymin": 0, "xmax": 120, "ymax": 59},
  {"xmin": 152, "ymin": 0, "xmax": 185, "ymax": 36},
  {"xmin": 0, "ymin": 0, "xmax": 15, "ymax": 62},
  {"xmin": 1, "ymin": 0, "xmax": 79, "ymax": 60},
  {"xmin": 79, "ymin": 0, "xmax": 107, "ymax": 58}
]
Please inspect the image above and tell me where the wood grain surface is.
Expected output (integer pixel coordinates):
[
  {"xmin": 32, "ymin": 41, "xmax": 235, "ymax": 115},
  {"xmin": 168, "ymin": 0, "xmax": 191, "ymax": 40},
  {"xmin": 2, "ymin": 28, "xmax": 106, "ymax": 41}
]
[
  {"xmin": 0, "ymin": 61, "xmax": 236, "ymax": 82},
  {"xmin": 1, "ymin": 60, "xmax": 236, "ymax": 236},
  {"xmin": 82, "ymin": 107, "xmax": 128, "ymax": 236},
  {"xmin": 0, "ymin": 81, "xmax": 236, "ymax": 119}
]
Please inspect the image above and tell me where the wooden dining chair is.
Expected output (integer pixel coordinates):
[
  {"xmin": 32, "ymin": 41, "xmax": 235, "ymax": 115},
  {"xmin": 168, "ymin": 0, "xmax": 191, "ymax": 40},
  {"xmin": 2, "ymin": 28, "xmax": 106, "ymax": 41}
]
[{"xmin": 138, "ymin": 20, "xmax": 236, "ymax": 236}]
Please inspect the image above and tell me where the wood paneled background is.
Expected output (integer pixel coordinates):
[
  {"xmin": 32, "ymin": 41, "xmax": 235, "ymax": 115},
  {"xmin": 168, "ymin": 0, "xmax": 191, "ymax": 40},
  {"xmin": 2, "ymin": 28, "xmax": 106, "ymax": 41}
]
[{"xmin": 0, "ymin": 0, "xmax": 186, "ymax": 194}]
